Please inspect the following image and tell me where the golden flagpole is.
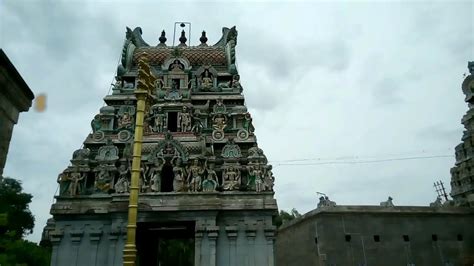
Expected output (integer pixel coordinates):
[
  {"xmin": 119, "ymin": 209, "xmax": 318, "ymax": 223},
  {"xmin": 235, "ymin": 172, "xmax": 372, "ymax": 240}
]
[{"xmin": 123, "ymin": 53, "xmax": 154, "ymax": 266}]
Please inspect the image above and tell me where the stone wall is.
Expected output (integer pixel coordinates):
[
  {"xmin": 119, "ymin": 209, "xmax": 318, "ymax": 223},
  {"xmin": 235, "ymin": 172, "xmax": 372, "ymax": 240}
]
[
  {"xmin": 0, "ymin": 49, "xmax": 34, "ymax": 176},
  {"xmin": 276, "ymin": 206, "xmax": 474, "ymax": 266}
]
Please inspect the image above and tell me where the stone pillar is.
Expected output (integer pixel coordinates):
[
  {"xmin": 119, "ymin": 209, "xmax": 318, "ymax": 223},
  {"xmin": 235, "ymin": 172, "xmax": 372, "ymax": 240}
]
[
  {"xmin": 207, "ymin": 226, "xmax": 219, "ymax": 266},
  {"xmin": 194, "ymin": 227, "xmax": 205, "ymax": 266},
  {"xmin": 89, "ymin": 229, "xmax": 103, "ymax": 266},
  {"xmin": 70, "ymin": 229, "xmax": 84, "ymax": 266},
  {"xmin": 49, "ymin": 230, "xmax": 64, "ymax": 266},
  {"xmin": 246, "ymin": 227, "xmax": 257, "ymax": 266},
  {"xmin": 264, "ymin": 227, "xmax": 276, "ymax": 266},
  {"xmin": 108, "ymin": 230, "xmax": 121, "ymax": 266},
  {"xmin": 226, "ymin": 226, "xmax": 238, "ymax": 266}
]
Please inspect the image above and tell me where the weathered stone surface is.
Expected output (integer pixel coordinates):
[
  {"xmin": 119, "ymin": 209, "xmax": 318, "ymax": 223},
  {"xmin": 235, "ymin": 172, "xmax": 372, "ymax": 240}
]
[
  {"xmin": 276, "ymin": 206, "xmax": 474, "ymax": 266},
  {"xmin": 0, "ymin": 49, "xmax": 34, "ymax": 176}
]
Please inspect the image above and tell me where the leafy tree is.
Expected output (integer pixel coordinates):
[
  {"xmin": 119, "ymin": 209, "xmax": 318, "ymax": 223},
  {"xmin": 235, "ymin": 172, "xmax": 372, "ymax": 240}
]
[
  {"xmin": 274, "ymin": 208, "xmax": 302, "ymax": 228},
  {"xmin": 0, "ymin": 177, "xmax": 34, "ymax": 239},
  {"xmin": 0, "ymin": 177, "xmax": 51, "ymax": 266}
]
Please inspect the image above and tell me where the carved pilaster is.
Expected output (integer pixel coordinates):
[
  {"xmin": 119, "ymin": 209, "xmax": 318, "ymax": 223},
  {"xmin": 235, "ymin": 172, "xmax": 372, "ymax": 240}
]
[
  {"xmin": 246, "ymin": 227, "xmax": 257, "ymax": 266},
  {"xmin": 49, "ymin": 230, "xmax": 64, "ymax": 266},
  {"xmin": 226, "ymin": 226, "xmax": 238, "ymax": 266},
  {"xmin": 264, "ymin": 227, "xmax": 276, "ymax": 266},
  {"xmin": 108, "ymin": 230, "xmax": 121, "ymax": 266},
  {"xmin": 89, "ymin": 228, "xmax": 103, "ymax": 265},
  {"xmin": 195, "ymin": 227, "xmax": 205, "ymax": 266},
  {"xmin": 70, "ymin": 229, "xmax": 84, "ymax": 264},
  {"xmin": 207, "ymin": 226, "xmax": 219, "ymax": 266}
]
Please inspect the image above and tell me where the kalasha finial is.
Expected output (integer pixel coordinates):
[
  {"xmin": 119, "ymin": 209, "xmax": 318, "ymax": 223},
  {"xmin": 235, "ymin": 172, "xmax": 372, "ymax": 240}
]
[
  {"xmin": 199, "ymin": 31, "xmax": 208, "ymax": 46},
  {"xmin": 468, "ymin": 61, "xmax": 474, "ymax": 75},
  {"xmin": 158, "ymin": 30, "xmax": 167, "ymax": 46},
  {"xmin": 179, "ymin": 30, "xmax": 187, "ymax": 46}
]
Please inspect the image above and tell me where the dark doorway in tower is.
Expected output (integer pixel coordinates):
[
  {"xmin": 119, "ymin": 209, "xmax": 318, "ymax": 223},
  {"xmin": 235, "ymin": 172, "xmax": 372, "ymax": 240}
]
[
  {"xmin": 168, "ymin": 112, "xmax": 178, "ymax": 132},
  {"xmin": 161, "ymin": 162, "xmax": 174, "ymax": 192},
  {"xmin": 136, "ymin": 221, "xmax": 195, "ymax": 266}
]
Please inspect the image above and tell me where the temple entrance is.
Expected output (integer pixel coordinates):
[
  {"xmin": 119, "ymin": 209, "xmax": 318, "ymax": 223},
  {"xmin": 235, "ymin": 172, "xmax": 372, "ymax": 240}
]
[
  {"xmin": 136, "ymin": 221, "xmax": 195, "ymax": 266},
  {"xmin": 161, "ymin": 163, "xmax": 174, "ymax": 192}
]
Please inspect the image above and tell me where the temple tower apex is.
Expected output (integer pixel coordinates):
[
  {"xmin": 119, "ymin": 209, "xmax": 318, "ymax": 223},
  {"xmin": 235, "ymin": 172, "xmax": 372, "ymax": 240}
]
[
  {"xmin": 45, "ymin": 26, "xmax": 278, "ymax": 266},
  {"xmin": 450, "ymin": 61, "xmax": 474, "ymax": 207}
]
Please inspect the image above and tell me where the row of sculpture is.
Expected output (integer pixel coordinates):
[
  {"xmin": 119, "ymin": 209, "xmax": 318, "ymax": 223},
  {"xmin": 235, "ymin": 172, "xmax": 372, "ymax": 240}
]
[
  {"xmin": 58, "ymin": 158, "xmax": 274, "ymax": 196},
  {"xmin": 91, "ymin": 99, "xmax": 254, "ymax": 138}
]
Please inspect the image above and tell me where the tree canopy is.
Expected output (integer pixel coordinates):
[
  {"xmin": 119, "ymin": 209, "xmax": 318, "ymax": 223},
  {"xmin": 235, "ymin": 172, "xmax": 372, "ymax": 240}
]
[
  {"xmin": 0, "ymin": 177, "xmax": 50, "ymax": 266},
  {"xmin": 274, "ymin": 208, "xmax": 302, "ymax": 228}
]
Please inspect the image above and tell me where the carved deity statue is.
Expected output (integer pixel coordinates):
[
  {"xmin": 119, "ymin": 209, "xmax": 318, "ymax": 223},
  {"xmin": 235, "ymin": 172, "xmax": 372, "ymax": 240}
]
[
  {"xmin": 57, "ymin": 171, "xmax": 70, "ymax": 196},
  {"xmin": 264, "ymin": 166, "xmax": 275, "ymax": 191},
  {"xmin": 318, "ymin": 196, "xmax": 336, "ymax": 208},
  {"xmin": 118, "ymin": 112, "xmax": 133, "ymax": 129},
  {"xmin": 173, "ymin": 158, "xmax": 186, "ymax": 192},
  {"xmin": 200, "ymin": 69, "xmax": 213, "ymax": 91},
  {"xmin": 115, "ymin": 163, "xmax": 129, "ymax": 193},
  {"xmin": 152, "ymin": 107, "xmax": 166, "ymax": 132},
  {"xmin": 170, "ymin": 59, "xmax": 184, "ymax": 71},
  {"xmin": 202, "ymin": 163, "xmax": 218, "ymax": 192},
  {"xmin": 223, "ymin": 165, "xmax": 241, "ymax": 191},
  {"xmin": 231, "ymin": 74, "xmax": 242, "ymax": 92},
  {"xmin": 95, "ymin": 168, "xmax": 112, "ymax": 193},
  {"xmin": 68, "ymin": 172, "xmax": 85, "ymax": 196},
  {"xmin": 149, "ymin": 160, "xmax": 163, "ymax": 192},
  {"xmin": 178, "ymin": 106, "xmax": 192, "ymax": 132},
  {"xmin": 247, "ymin": 164, "xmax": 264, "ymax": 192},
  {"xmin": 212, "ymin": 114, "xmax": 227, "ymax": 131},
  {"xmin": 188, "ymin": 159, "xmax": 205, "ymax": 192}
]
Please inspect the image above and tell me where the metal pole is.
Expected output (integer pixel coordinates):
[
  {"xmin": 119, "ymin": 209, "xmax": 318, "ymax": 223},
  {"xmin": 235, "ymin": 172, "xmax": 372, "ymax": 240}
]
[{"xmin": 123, "ymin": 54, "xmax": 154, "ymax": 266}]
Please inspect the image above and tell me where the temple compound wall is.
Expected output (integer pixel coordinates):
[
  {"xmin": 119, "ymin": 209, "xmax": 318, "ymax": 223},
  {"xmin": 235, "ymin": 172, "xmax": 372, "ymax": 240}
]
[
  {"xmin": 0, "ymin": 49, "xmax": 34, "ymax": 176},
  {"xmin": 276, "ymin": 206, "xmax": 474, "ymax": 266},
  {"xmin": 44, "ymin": 26, "xmax": 278, "ymax": 266}
]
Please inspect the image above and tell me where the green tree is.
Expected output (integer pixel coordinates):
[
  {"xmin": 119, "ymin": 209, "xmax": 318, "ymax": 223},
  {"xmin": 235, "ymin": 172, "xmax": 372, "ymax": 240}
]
[
  {"xmin": 0, "ymin": 177, "xmax": 34, "ymax": 239},
  {"xmin": 274, "ymin": 208, "xmax": 302, "ymax": 228},
  {"xmin": 0, "ymin": 177, "xmax": 51, "ymax": 266}
]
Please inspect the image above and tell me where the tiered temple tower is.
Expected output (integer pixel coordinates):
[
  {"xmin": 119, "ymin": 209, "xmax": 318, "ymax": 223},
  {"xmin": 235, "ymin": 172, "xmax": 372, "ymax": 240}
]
[
  {"xmin": 46, "ymin": 26, "xmax": 278, "ymax": 266},
  {"xmin": 450, "ymin": 61, "xmax": 474, "ymax": 207}
]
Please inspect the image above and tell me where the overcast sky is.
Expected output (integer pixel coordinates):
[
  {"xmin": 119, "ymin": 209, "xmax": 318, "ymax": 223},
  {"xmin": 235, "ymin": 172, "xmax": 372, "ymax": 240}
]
[{"xmin": 1, "ymin": 0, "xmax": 473, "ymax": 242}]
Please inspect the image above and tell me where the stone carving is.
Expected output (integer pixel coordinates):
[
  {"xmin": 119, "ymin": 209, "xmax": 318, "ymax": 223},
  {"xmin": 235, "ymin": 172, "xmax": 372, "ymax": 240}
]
[
  {"xmin": 169, "ymin": 59, "xmax": 184, "ymax": 71},
  {"xmin": 212, "ymin": 114, "xmax": 227, "ymax": 132},
  {"xmin": 71, "ymin": 148, "xmax": 91, "ymax": 168},
  {"xmin": 317, "ymin": 196, "xmax": 336, "ymax": 208},
  {"xmin": 200, "ymin": 69, "xmax": 213, "ymax": 91},
  {"xmin": 264, "ymin": 165, "xmax": 275, "ymax": 191},
  {"xmin": 68, "ymin": 172, "xmax": 86, "ymax": 196},
  {"xmin": 149, "ymin": 133, "xmax": 189, "ymax": 164},
  {"xmin": 221, "ymin": 139, "xmax": 242, "ymax": 158},
  {"xmin": 188, "ymin": 159, "xmax": 205, "ymax": 192},
  {"xmin": 118, "ymin": 112, "xmax": 133, "ymax": 129},
  {"xmin": 95, "ymin": 167, "xmax": 113, "ymax": 193},
  {"xmin": 114, "ymin": 163, "xmax": 129, "ymax": 193},
  {"xmin": 172, "ymin": 158, "xmax": 186, "ymax": 192},
  {"xmin": 178, "ymin": 106, "xmax": 192, "ymax": 132},
  {"xmin": 151, "ymin": 106, "xmax": 166, "ymax": 133},
  {"xmin": 95, "ymin": 139, "xmax": 119, "ymax": 164},
  {"xmin": 91, "ymin": 115, "xmax": 102, "ymax": 133},
  {"xmin": 222, "ymin": 164, "xmax": 241, "ymax": 191},
  {"xmin": 149, "ymin": 159, "xmax": 164, "ymax": 192},
  {"xmin": 380, "ymin": 196, "xmax": 394, "ymax": 207},
  {"xmin": 202, "ymin": 163, "xmax": 218, "ymax": 192},
  {"xmin": 231, "ymin": 74, "xmax": 242, "ymax": 92},
  {"xmin": 58, "ymin": 169, "xmax": 86, "ymax": 196},
  {"xmin": 243, "ymin": 112, "xmax": 255, "ymax": 133},
  {"xmin": 247, "ymin": 163, "xmax": 264, "ymax": 192}
]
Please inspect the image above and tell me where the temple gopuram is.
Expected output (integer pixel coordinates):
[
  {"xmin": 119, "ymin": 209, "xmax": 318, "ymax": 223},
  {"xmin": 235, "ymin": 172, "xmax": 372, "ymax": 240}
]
[
  {"xmin": 450, "ymin": 61, "xmax": 474, "ymax": 207},
  {"xmin": 45, "ymin": 26, "xmax": 278, "ymax": 266}
]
